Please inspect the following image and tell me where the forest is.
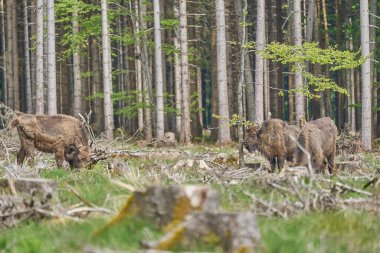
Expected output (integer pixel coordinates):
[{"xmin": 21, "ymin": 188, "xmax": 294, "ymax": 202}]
[
  {"xmin": 0, "ymin": 0, "xmax": 377, "ymax": 146},
  {"xmin": 0, "ymin": 0, "xmax": 380, "ymax": 252}
]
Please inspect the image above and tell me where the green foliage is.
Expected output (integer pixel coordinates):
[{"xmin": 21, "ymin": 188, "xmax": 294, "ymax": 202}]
[
  {"xmin": 160, "ymin": 18, "xmax": 179, "ymax": 30},
  {"xmin": 212, "ymin": 114, "xmax": 252, "ymax": 127},
  {"xmin": 258, "ymin": 42, "xmax": 364, "ymax": 98}
]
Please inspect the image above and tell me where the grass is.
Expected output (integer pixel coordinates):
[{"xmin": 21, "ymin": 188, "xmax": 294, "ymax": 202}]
[{"xmin": 1, "ymin": 144, "xmax": 380, "ymax": 252}]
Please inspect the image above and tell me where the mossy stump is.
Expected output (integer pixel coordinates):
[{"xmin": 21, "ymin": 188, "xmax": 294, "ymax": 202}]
[{"xmin": 144, "ymin": 211, "xmax": 261, "ymax": 253}]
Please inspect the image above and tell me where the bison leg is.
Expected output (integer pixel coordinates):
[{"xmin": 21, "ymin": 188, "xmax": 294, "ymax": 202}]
[
  {"xmin": 277, "ymin": 155, "xmax": 286, "ymax": 173},
  {"xmin": 269, "ymin": 158, "xmax": 277, "ymax": 173},
  {"xmin": 54, "ymin": 147, "xmax": 65, "ymax": 168},
  {"xmin": 17, "ymin": 148, "xmax": 26, "ymax": 165}
]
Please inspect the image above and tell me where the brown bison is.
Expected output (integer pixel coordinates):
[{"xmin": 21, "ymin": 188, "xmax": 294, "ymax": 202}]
[
  {"xmin": 294, "ymin": 117, "xmax": 337, "ymax": 174},
  {"xmin": 244, "ymin": 119, "xmax": 300, "ymax": 173},
  {"xmin": 12, "ymin": 114, "xmax": 91, "ymax": 168}
]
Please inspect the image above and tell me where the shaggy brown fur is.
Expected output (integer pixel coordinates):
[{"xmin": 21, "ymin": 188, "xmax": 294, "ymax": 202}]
[
  {"xmin": 244, "ymin": 119, "xmax": 300, "ymax": 173},
  {"xmin": 294, "ymin": 117, "xmax": 337, "ymax": 174},
  {"xmin": 12, "ymin": 114, "xmax": 91, "ymax": 168}
]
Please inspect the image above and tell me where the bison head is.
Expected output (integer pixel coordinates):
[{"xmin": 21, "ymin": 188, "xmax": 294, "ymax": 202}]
[
  {"xmin": 243, "ymin": 123, "xmax": 262, "ymax": 153},
  {"xmin": 64, "ymin": 144, "xmax": 91, "ymax": 168}
]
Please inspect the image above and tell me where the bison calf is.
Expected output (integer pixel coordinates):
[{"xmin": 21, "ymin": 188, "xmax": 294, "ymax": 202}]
[
  {"xmin": 12, "ymin": 114, "xmax": 91, "ymax": 168},
  {"xmin": 294, "ymin": 117, "xmax": 337, "ymax": 174},
  {"xmin": 244, "ymin": 119, "xmax": 300, "ymax": 173}
]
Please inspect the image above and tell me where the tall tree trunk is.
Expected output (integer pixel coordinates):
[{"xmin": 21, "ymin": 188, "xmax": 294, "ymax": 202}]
[
  {"xmin": 321, "ymin": 0, "xmax": 332, "ymax": 117},
  {"xmin": 346, "ymin": 23, "xmax": 355, "ymax": 131},
  {"xmin": 47, "ymin": 0, "xmax": 56, "ymax": 114},
  {"xmin": 0, "ymin": 0, "xmax": 7, "ymax": 105},
  {"xmin": 360, "ymin": 0, "xmax": 372, "ymax": 149},
  {"xmin": 306, "ymin": 0, "xmax": 315, "ymax": 43},
  {"xmin": 237, "ymin": 0, "xmax": 247, "ymax": 166},
  {"xmin": 173, "ymin": 0, "xmax": 182, "ymax": 134},
  {"xmin": 268, "ymin": 0, "xmax": 278, "ymax": 118},
  {"xmin": 35, "ymin": 0, "xmax": 44, "ymax": 114},
  {"xmin": 73, "ymin": 4, "xmax": 81, "ymax": 117},
  {"xmin": 11, "ymin": 0, "xmax": 19, "ymax": 110},
  {"xmin": 5, "ymin": 0, "xmax": 13, "ymax": 109},
  {"xmin": 215, "ymin": 0, "xmax": 231, "ymax": 143},
  {"xmin": 23, "ymin": 0, "xmax": 32, "ymax": 113},
  {"xmin": 133, "ymin": 0, "xmax": 144, "ymax": 131},
  {"xmin": 294, "ymin": 0, "xmax": 304, "ymax": 122},
  {"xmin": 139, "ymin": 0, "xmax": 153, "ymax": 141},
  {"xmin": 153, "ymin": 0, "xmax": 165, "ymax": 139},
  {"xmin": 276, "ymin": 0, "xmax": 284, "ymax": 119},
  {"xmin": 90, "ymin": 38, "xmax": 104, "ymax": 133},
  {"xmin": 369, "ymin": 0, "xmax": 377, "ymax": 137},
  {"xmin": 245, "ymin": 54, "xmax": 255, "ymax": 122},
  {"xmin": 255, "ymin": 0, "xmax": 265, "ymax": 123},
  {"xmin": 101, "ymin": 0, "xmax": 114, "ymax": 139},
  {"xmin": 179, "ymin": 0, "xmax": 191, "ymax": 143},
  {"xmin": 31, "ymin": 0, "xmax": 36, "ymax": 111}
]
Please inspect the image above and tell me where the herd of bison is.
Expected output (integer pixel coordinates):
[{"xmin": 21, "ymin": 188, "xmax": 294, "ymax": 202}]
[{"xmin": 9, "ymin": 112, "xmax": 339, "ymax": 175}]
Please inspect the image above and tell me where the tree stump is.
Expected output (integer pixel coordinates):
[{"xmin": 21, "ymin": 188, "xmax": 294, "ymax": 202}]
[
  {"xmin": 143, "ymin": 211, "xmax": 261, "ymax": 253},
  {"xmin": 102, "ymin": 185, "xmax": 220, "ymax": 231}
]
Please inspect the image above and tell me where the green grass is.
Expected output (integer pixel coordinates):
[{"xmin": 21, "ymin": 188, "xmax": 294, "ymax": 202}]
[
  {"xmin": 1, "ymin": 145, "xmax": 380, "ymax": 252},
  {"xmin": 0, "ymin": 217, "xmax": 163, "ymax": 253},
  {"xmin": 259, "ymin": 211, "xmax": 380, "ymax": 253}
]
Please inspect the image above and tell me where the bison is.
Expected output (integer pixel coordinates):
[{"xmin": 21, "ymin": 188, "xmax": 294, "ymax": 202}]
[
  {"xmin": 12, "ymin": 114, "xmax": 91, "ymax": 168},
  {"xmin": 294, "ymin": 117, "xmax": 337, "ymax": 174},
  {"xmin": 243, "ymin": 119, "xmax": 300, "ymax": 173}
]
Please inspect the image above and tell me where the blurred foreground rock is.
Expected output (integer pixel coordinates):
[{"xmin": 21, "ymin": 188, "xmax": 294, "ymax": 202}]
[
  {"xmin": 0, "ymin": 178, "xmax": 57, "ymax": 230},
  {"xmin": 143, "ymin": 211, "xmax": 260, "ymax": 253},
  {"xmin": 100, "ymin": 185, "xmax": 260, "ymax": 252}
]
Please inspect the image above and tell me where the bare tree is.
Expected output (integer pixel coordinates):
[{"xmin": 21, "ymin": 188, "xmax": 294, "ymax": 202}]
[
  {"xmin": 255, "ymin": 0, "xmax": 265, "ymax": 123},
  {"xmin": 35, "ymin": 0, "xmax": 44, "ymax": 114},
  {"xmin": 179, "ymin": 0, "xmax": 191, "ymax": 143},
  {"xmin": 215, "ymin": 0, "xmax": 231, "ymax": 143},
  {"xmin": 101, "ymin": 0, "xmax": 114, "ymax": 139},
  {"xmin": 47, "ymin": 0, "xmax": 57, "ymax": 114},
  {"xmin": 133, "ymin": 0, "xmax": 144, "ymax": 131},
  {"xmin": 23, "ymin": 0, "xmax": 32, "ymax": 113},
  {"xmin": 153, "ymin": 0, "xmax": 165, "ymax": 139},
  {"xmin": 360, "ymin": 0, "xmax": 372, "ymax": 149},
  {"xmin": 1, "ymin": 0, "xmax": 7, "ymax": 106},
  {"xmin": 73, "ymin": 3, "xmax": 81, "ymax": 117},
  {"xmin": 173, "ymin": 0, "xmax": 182, "ymax": 134},
  {"xmin": 139, "ymin": 0, "xmax": 153, "ymax": 141},
  {"xmin": 294, "ymin": 0, "xmax": 304, "ymax": 122}
]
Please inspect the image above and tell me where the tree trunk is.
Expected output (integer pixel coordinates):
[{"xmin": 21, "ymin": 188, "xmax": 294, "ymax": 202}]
[
  {"xmin": 215, "ymin": 0, "xmax": 231, "ymax": 143},
  {"xmin": 153, "ymin": 0, "xmax": 165, "ymax": 139},
  {"xmin": 360, "ymin": 0, "xmax": 372, "ymax": 150},
  {"xmin": 179, "ymin": 0, "xmax": 191, "ymax": 143},
  {"xmin": 101, "ymin": 0, "xmax": 114, "ymax": 139},
  {"xmin": 294, "ymin": 0, "xmax": 304, "ymax": 122},
  {"xmin": 173, "ymin": 1, "xmax": 182, "ymax": 134},
  {"xmin": 236, "ymin": 0, "xmax": 247, "ymax": 166},
  {"xmin": 139, "ymin": 0, "xmax": 153, "ymax": 141},
  {"xmin": 11, "ymin": 0, "xmax": 19, "ymax": 110},
  {"xmin": 255, "ymin": 0, "xmax": 265, "ymax": 123},
  {"xmin": 1, "ymin": 0, "xmax": 7, "ymax": 106},
  {"xmin": 133, "ymin": 0, "xmax": 144, "ymax": 131},
  {"xmin": 47, "ymin": 0, "xmax": 57, "ymax": 114},
  {"xmin": 369, "ymin": 0, "xmax": 377, "ymax": 137},
  {"xmin": 23, "ymin": 0, "xmax": 32, "ymax": 113},
  {"xmin": 346, "ymin": 25, "xmax": 355, "ymax": 131},
  {"xmin": 268, "ymin": 0, "xmax": 278, "ymax": 118},
  {"xmin": 90, "ymin": 38, "xmax": 104, "ymax": 134},
  {"xmin": 73, "ymin": 4, "xmax": 81, "ymax": 117},
  {"xmin": 35, "ymin": 0, "xmax": 44, "ymax": 114}
]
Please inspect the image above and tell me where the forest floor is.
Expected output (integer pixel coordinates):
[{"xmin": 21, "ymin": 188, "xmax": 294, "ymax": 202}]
[{"xmin": 1, "ymin": 137, "xmax": 380, "ymax": 252}]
